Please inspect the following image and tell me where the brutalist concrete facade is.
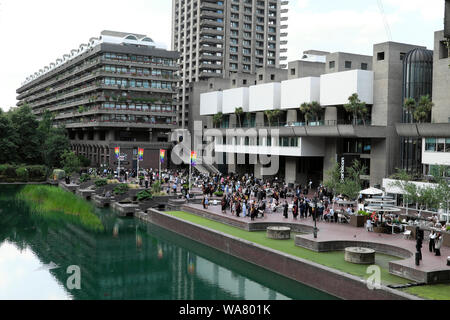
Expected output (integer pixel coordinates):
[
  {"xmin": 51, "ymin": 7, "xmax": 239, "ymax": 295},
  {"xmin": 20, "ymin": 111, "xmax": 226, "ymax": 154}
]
[
  {"xmin": 16, "ymin": 31, "xmax": 179, "ymax": 170},
  {"xmin": 172, "ymin": 0, "xmax": 289, "ymax": 129}
]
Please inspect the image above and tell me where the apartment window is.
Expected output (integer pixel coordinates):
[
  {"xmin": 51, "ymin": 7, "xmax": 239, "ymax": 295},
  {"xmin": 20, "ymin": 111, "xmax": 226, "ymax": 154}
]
[
  {"xmin": 377, "ymin": 52, "xmax": 385, "ymax": 61},
  {"xmin": 258, "ymin": 74, "xmax": 263, "ymax": 81},
  {"xmin": 243, "ymin": 79, "xmax": 247, "ymax": 85},
  {"xmin": 329, "ymin": 61, "xmax": 335, "ymax": 69},
  {"xmin": 361, "ymin": 63, "xmax": 368, "ymax": 70},
  {"xmin": 270, "ymin": 74, "xmax": 275, "ymax": 80},
  {"xmin": 345, "ymin": 61, "xmax": 352, "ymax": 69},
  {"xmin": 400, "ymin": 52, "xmax": 406, "ymax": 61},
  {"xmin": 290, "ymin": 68, "xmax": 296, "ymax": 75},
  {"xmin": 439, "ymin": 41, "xmax": 449, "ymax": 59},
  {"xmin": 232, "ymin": 79, "xmax": 236, "ymax": 85}
]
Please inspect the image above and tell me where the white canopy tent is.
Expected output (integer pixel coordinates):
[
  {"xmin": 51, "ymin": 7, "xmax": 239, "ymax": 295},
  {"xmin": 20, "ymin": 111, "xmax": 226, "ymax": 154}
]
[{"xmin": 359, "ymin": 187, "xmax": 384, "ymax": 196}]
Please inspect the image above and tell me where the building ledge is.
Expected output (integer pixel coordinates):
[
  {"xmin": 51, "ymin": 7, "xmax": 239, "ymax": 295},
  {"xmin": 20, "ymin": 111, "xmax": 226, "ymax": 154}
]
[{"xmin": 395, "ymin": 123, "xmax": 450, "ymax": 137}]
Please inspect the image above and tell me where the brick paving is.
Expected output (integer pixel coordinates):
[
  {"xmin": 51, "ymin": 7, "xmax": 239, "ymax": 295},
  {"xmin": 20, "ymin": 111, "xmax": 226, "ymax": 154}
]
[{"xmin": 183, "ymin": 200, "xmax": 450, "ymax": 276}]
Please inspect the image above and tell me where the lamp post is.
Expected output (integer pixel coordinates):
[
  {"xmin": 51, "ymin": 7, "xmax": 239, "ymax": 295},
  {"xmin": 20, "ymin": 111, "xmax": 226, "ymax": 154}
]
[{"xmin": 312, "ymin": 199, "xmax": 318, "ymax": 238}]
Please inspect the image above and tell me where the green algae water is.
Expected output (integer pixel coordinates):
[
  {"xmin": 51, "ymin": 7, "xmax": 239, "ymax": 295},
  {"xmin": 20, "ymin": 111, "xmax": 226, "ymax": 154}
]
[{"xmin": 0, "ymin": 185, "xmax": 337, "ymax": 300}]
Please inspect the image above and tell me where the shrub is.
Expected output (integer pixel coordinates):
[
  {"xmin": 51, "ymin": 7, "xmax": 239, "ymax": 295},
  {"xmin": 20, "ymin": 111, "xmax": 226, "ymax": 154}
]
[
  {"xmin": 151, "ymin": 181, "xmax": 162, "ymax": 194},
  {"xmin": 214, "ymin": 191, "xmax": 224, "ymax": 197},
  {"xmin": 80, "ymin": 174, "xmax": 91, "ymax": 183},
  {"xmin": 94, "ymin": 179, "xmax": 108, "ymax": 188},
  {"xmin": 28, "ymin": 166, "xmax": 48, "ymax": 181},
  {"xmin": 114, "ymin": 184, "xmax": 129, "ymax": 195},
  {"xmin": 358, "ymin": 210, "xmax": 370, "ymax": 216},
  {"xmin": 137, "ymin": 189, "xmax": 153, "ymax": 201},
  {"xmin": 16, "ymin": 167, "xmax": 29, "ymax": 182},
  {"xmin": 447, "ymin": 225, "xmax": 450, "ymax": 232}
]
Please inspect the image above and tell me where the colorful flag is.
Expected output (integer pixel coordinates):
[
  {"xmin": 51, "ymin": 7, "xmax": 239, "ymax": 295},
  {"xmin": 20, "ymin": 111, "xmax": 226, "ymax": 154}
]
[
  {"xmin": 190, "ymin": 151, "xmax": 197, "ymax": 167},
  {"xmin": 138, "ymin": 148, "xmax": 144, "ymax": 161},
  {"xmin": 115, "ymin": 147, "xmax": 120, "ymax": 159},
  {"xmin": 160, "ymin": 149, "xmax": 166, "ymax": 164}
]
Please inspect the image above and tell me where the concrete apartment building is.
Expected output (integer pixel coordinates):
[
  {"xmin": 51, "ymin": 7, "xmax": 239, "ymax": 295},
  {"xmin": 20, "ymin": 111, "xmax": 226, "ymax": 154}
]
[
  {"xmin": 16, "ymin": 31, "xmax": 179, "ymax": 170},
  {"xmin": 197, "ymin": 34, "xmax": 449, "ymax": 187},
  {"xmin": 172, "ymin": 0, "xmax": 289, "ymax": 129}
]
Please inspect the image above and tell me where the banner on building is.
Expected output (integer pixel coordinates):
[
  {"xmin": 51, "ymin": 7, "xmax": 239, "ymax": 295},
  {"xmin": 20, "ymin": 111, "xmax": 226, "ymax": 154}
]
[
  {"xmin": 190, "ymin": 151, "xmax": 197, "ymax": 167},
  {"xmin": 115, "ymin": 147, "xmax": 120, "ymax": 160},
  {"xmin": 160, "ymin": 149, "xmax": 166, "ymax": 164},
  {"xmin": 138, "ymin": 148, "xmax": 144, "ymax": 161}
]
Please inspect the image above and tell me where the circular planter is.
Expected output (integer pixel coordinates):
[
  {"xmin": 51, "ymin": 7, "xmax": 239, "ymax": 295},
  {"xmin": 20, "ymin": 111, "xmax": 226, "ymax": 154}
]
[
  {"xmin": 345, "ymin": 247, "xmax": 376, "ymax": 265},
  {"xmin": 267, "ymin": 227, "xmax": 291, "ymax": 240}
]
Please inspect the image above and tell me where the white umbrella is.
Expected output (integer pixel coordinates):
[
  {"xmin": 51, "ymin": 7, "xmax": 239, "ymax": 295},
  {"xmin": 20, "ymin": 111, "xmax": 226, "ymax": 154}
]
[{"xmin": 360, "ymin": 187, "xmax": 384, "ymax": 195}]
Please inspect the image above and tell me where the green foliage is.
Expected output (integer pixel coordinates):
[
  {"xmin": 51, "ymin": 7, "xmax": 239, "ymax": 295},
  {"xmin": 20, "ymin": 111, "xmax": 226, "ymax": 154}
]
[
  {"xmin": 214, "ymin": 191, "xmax": 224, "ymax": 197},
  {"xmin": 235, "ymin": 107, "xmax": 244, "ymax": 127},
  {"xmin": 344, "ymin": 93, "xmax": 368, "ymax": 125},
  {"xmin": 61, "ymin": 150, "xmax": 81, "ymax": 176},
  {"xmin": 78, "ymin": 155, "xmax": 91, "ymax": 168},
  {"xmin": 137, "ymin": 189, "xmax": 153, "ymax": 201},
  {"xmin": 213, "ymin": 112, "xmax": 224, "ymax": 127},
  {"xmin": 15, "ymin": 167, "xmax": 29, "ymax": 182},
  {"xmin": 0, "ymin": 164, "xmax": 47, "ymax": 182},
  {"xmin": 403, "ymin": 97, "xmax": 416, "ymax": 123},
  {"xmin": 114, "ymin": 184, "xmax": 129, "ymax": 195},
  {"xmin": 323, "ymin": 159, "xmax": 366, "ymax": 200},
  {"xmin": 17, "ymin": 185, "xmax": 104, "ymax": 232},
  {"xmin": 413, "ymin": 95, "xmax": 433, "ymax": 123},
  {"xmin": 94, "ymin": 179, "xmax": 108, "ymax": 188},
  {"xmin": 358, "ymin": 210, "xmax": 370, "ymax": 216},
  {"xmin": 151, "ymin": 181, "xmax": 162, "ymax": 194},
  {"xmin": 264, "ymin": 109, "xmax": 283, "ymax": 127},
  {"xmin": 300, "ymin": 101, "xmax": 323, "ymax": 124},
  {"xmin": 79, "ymin": 174, "xmax": 91, "ymax": 183}
]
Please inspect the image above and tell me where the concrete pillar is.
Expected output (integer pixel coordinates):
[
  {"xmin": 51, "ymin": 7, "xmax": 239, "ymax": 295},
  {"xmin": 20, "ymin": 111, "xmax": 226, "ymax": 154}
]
[
  {"xmin": 285, "ymin": 158, "xmax": 297, "ymax": 184},
  {"xmin": 286, "ymin": 110, "xmax": 297, "ymax": 124},
  {"xmin": 254, "ymin": 163, "xmax": 263, "ymax": 179},
  {"xmin": 324, "ymin": 107, "xmax": 338, "ymax": 125},
  {"xmin": 323, "ymin": 138, "xmax": 338, "ymax": 183},
  {"xmin": 255, "ymin": 112, "xmax": 264, "ymax": 127},
  {"xmin": 106, "ymin": 130, "xmax": 115, "ymax": 142}
]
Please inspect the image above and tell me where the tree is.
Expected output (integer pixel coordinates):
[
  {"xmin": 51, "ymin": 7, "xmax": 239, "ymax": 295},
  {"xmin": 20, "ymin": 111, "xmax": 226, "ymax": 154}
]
[
  {"xmin": 9, "ymin": 104, "xmax": 41, "ymax": 164},
  {"xmin": 403, "ymin": 97, "xmax": 416, "ymax": 123},
  {"xmin": 212, "ymin": 112, "xmax": 224, "ymax": 128},
  {"xmin": 235, "ymin": 107, "xmax": 244, "ymax": 128},
  {"xmin": 413, "ymin": 95, "xmax": 433, "ymax": 123},
  {"xmin": 0, "ymin": 110, "xmax": 18, "ymax": 163},
  {"xmin": 300, "ymin": 101, "xmax": 323, "ymax": 125},
  {"xmin": 324, "ymin": 159, "xmax": 367, "ymax": 200},
  {"xmin": 264, "ymin": 110, "xmax": 280, "ymax": 127},
  {"xmin": 300, "ymin": 103, "xmax": 313, "ymax": 124},
  {"xmin": 344, "ymin": 93, "xmax": 368, "ymax": 125},
  {"xmin": 61, "ymin": 150, "xmax": 81, "ymax": 176}
]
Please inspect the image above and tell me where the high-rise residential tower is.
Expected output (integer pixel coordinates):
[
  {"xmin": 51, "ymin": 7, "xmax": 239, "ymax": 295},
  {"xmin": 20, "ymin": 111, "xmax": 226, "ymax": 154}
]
[{"xmin": 172, "ymin": 0, "xmax": 289, "ymax": 128}]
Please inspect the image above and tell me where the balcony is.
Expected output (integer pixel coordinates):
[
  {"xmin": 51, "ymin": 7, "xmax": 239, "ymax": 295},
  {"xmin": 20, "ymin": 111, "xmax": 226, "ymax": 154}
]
[
  {"xmin": 249, "ymin": 82, "xmax": 281, "ymax": 112},
  {"xmin": 222, "ymin": 87, "xmax": 250, "ymax": 114},
  {"xmin": 200, "ymin": 91, "xmax": 222, "ymax": 115},
  {"xmin": 281, "ymin": 77, "xmax": 320, "ymax": 110},
  {"xmin": 320, "ymin": 70, "xmax": 373, "ymax": 106}
]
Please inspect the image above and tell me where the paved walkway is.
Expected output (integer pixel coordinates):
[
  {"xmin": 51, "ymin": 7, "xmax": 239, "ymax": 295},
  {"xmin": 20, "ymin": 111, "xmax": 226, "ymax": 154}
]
[{"xmin": 184, "ymin": 202, "xmax": 450, "ymax": 276}]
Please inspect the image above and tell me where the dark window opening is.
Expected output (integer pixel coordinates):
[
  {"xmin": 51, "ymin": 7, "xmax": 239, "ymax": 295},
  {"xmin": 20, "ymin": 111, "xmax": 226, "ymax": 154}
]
[
  {"xmin": 345, "ymin": 61, "xmax": 352, "ymax": 69},
  {"xmin": 377, "ymin": 52, "xmax": 385, "ymax": 61}
]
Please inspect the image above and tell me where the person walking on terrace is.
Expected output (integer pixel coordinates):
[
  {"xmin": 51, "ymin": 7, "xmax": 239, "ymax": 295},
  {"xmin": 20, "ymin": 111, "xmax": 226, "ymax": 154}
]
[
  {"xmin": 429, "ymin": 230, "xmax": 437, "ymax": 253},
  {"xmin": 435, "ymin": 234, "xmax": 443, "ymax": 257}
]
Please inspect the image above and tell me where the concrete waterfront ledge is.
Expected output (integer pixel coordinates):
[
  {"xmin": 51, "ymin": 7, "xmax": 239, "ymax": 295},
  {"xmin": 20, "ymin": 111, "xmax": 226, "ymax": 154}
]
[{"xmin": 140, "ymin": 209, "xmax": 420, "ymax": 300}]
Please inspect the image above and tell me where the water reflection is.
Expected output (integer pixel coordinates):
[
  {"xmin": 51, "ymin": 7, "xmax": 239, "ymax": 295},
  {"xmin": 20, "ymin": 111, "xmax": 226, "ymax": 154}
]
[{"xmin": 0, "ymin": 186, "xmax": 336, "ymax": 300}]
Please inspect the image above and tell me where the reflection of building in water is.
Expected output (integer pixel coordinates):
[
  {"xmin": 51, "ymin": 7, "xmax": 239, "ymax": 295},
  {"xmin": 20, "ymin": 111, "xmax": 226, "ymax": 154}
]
[
  {"xmin": 195, "ymin": 256, "xmax": 289, "ymax": 300},
  {"xmin": 21, "ymin": 214, "xmax": 251, "ymax": 300}
]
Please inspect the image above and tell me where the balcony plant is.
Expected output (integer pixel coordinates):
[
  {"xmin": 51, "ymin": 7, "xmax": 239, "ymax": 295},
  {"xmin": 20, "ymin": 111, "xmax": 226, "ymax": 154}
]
[
  {"xmin": 235, "ymin": 107, "xmax": 244, "ymax": 127},
  {"xmin": 344, "ymin": 93, "xmax": 368, "ymax": 126},
  {"xmin": 413, "ymin": 95, "xmax": 433, "ymax": 123},
  {"xmin": 213, "ymin": 112, "xmax": 224, "ymax": 128}
]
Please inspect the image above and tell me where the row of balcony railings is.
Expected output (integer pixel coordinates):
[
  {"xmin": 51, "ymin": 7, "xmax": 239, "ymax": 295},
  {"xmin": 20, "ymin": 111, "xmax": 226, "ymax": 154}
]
[
  {"xmin": 20, "ymin": 57, "xmax": 178, "ymax": 101},
  {"xmin": 216, "ymin": 119, "xmax": 373, "ymax": 129},
  {"xmin": 26, "ymin": 81, "xmax": 176, "ymax": 109},
  {"xmin": 55, "ymin": 105, "xmax": 177, "ymax": 117},
  {"xmin": 60, "ymin": 117, "xmax": 177, "ymax": 126},
  {"xmin": 26, "ymin": 70, "xmax": 177, "ymax": 103}
]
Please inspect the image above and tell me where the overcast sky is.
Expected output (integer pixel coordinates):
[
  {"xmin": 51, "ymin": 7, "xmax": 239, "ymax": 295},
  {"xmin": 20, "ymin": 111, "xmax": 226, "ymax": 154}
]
[{"xmin": 0, "ymin": 0, "xmax": 445, "ymax": 111}]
